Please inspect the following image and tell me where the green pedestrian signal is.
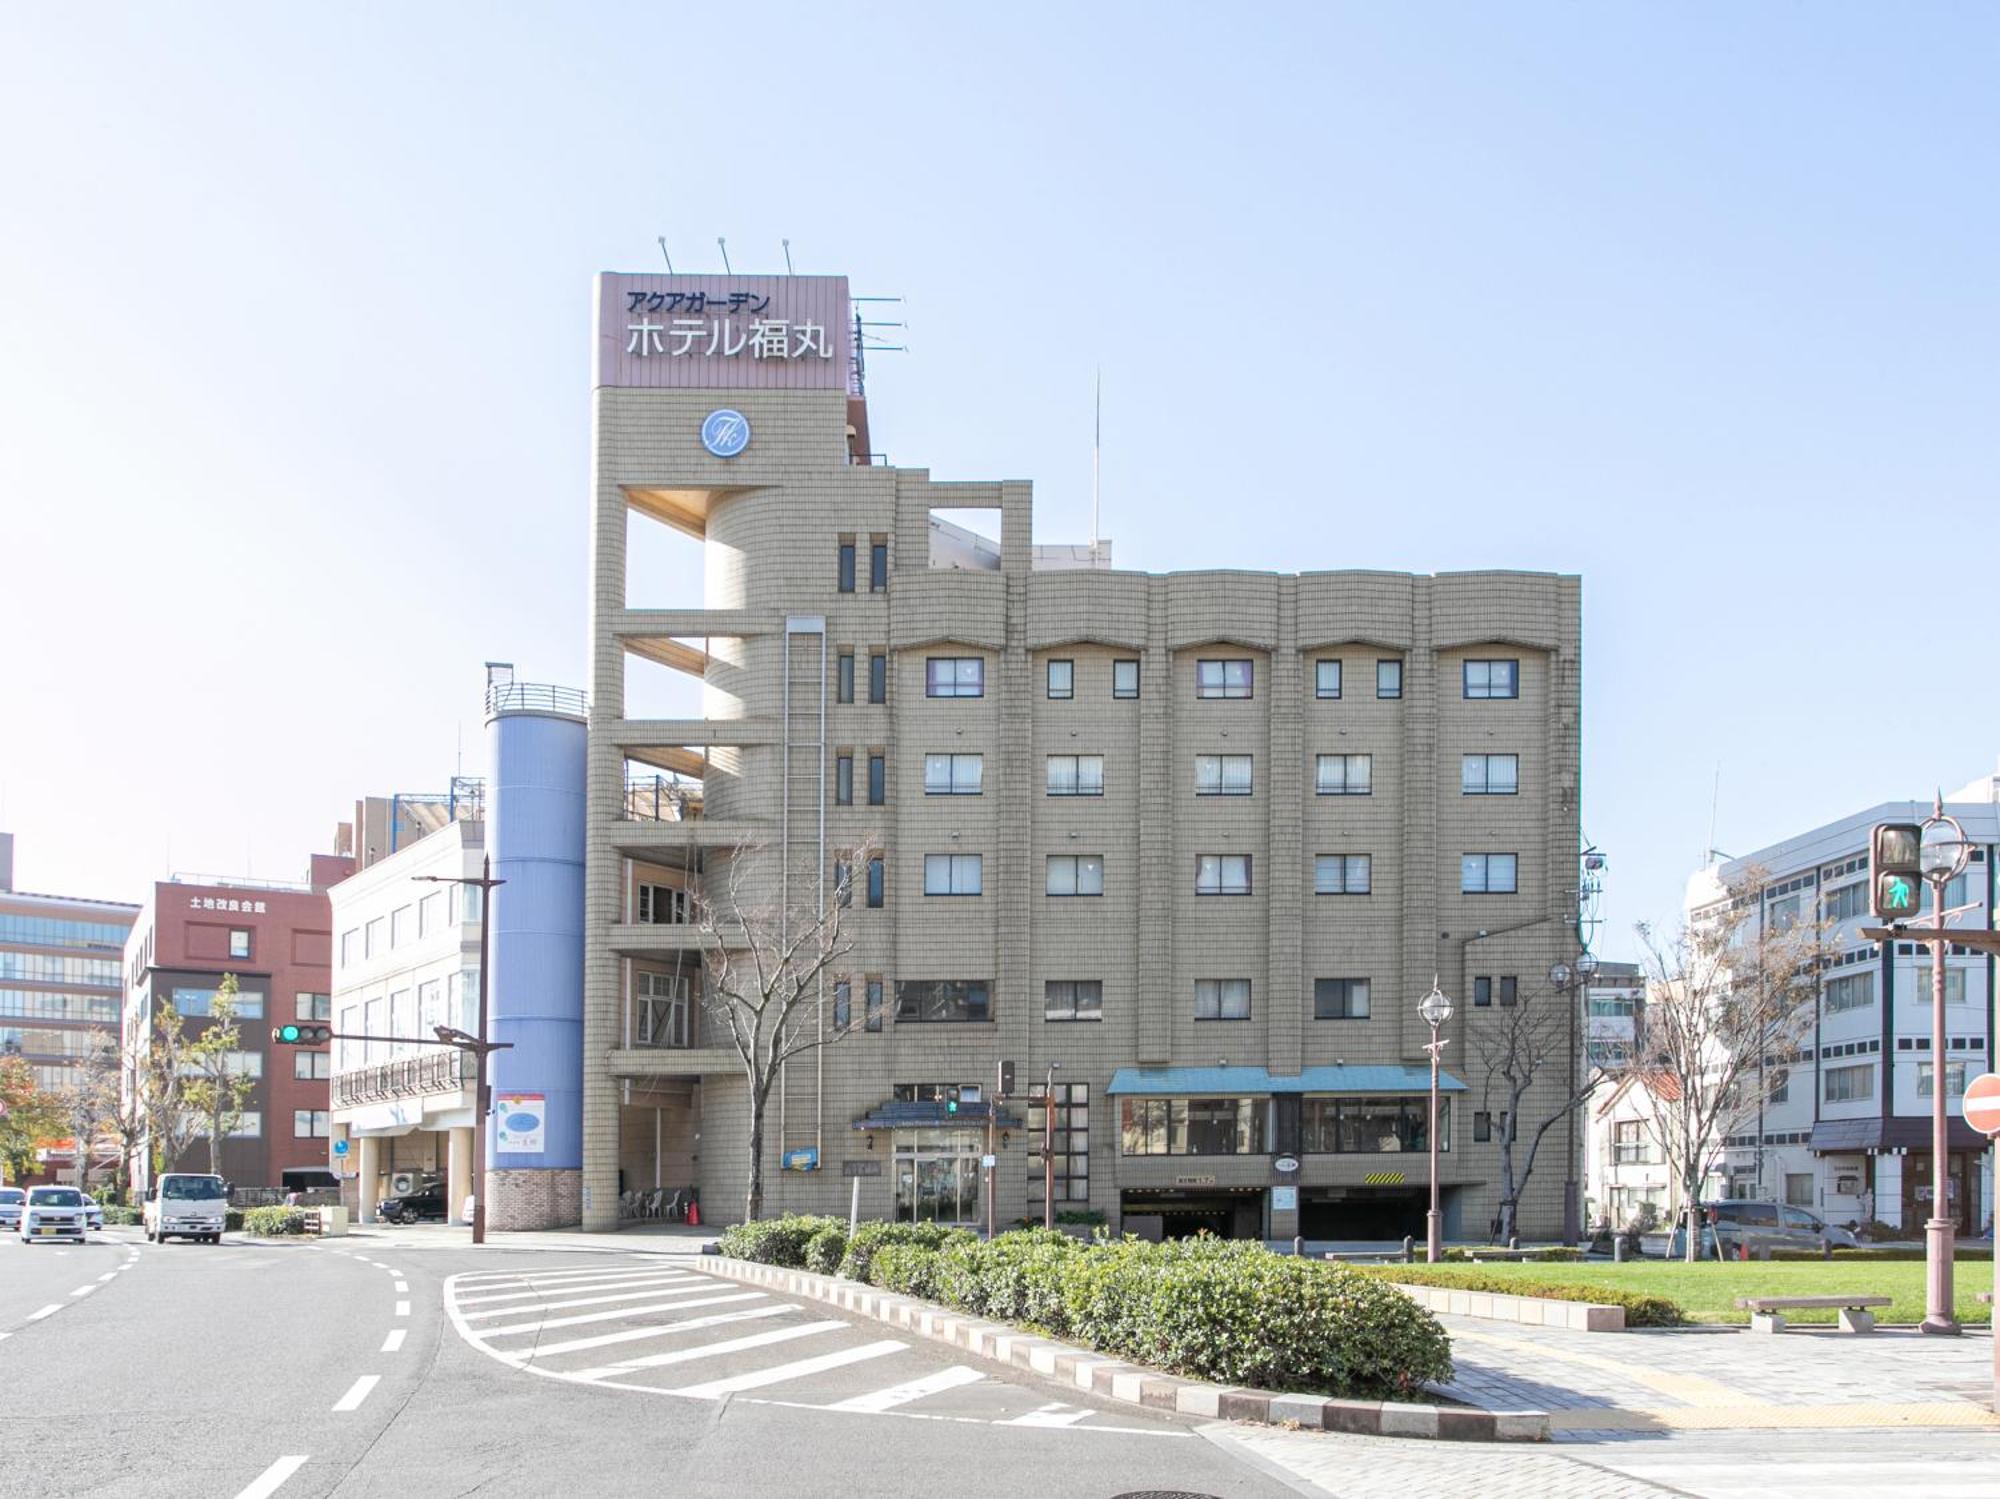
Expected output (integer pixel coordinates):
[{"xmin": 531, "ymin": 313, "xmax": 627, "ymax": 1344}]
[
  {"xmin": 1868, "ymin": 822, "xmax": 1925, "ymax": 922},
  {"xmin": 1876, "ymin": 873, "xmax": 1919, "ymax": 919}
]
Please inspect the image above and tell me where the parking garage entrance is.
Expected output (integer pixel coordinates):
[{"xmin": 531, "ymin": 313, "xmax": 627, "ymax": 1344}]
[
  {"xmin": 1299, "ymin": 1186, "xmax": 1436, "ymax": 1242},
  {"xmin": 1119, "ymin": 1187, "xmax": 1263, "ymax": 1241}
]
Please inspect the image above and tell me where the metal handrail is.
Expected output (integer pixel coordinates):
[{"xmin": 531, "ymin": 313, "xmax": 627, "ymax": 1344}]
[
  {"xmin": 331, "ymin": 1049, "xmax": 474, "ymax": 1109},
  {"xmin": 484, "ymin": 681, "xmax": 589, "ymax": 721}
]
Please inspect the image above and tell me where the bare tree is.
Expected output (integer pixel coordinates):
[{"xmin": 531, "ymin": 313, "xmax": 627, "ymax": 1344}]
[
  {"xmin": 693, "ymin": 841, "xmax": 873, "ymax": 1223},
  {"xmin": 1633, "ymin": 868, "xmax": 1829, "ymax": 1262},
  {"xmin": 181, "ymin": 975, "xmax": 258, "ymax": 1175},
  {"xmin": 1467, "ymin": 977, "xmax": 1608, "ymax": 1244},
  {"xmin": 55, "ymin": 1042, "xmax": 122, "ymax": 1194}
]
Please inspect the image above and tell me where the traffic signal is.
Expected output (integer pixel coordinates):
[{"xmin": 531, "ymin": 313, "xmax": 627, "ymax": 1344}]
[
  {"xmin": 1869, "ymin": 822, "xmax": 1923, "ymax": 921},
  {"xmin": 271, "ymin": 1022, "xmax": 332, "ymax": 1046}
]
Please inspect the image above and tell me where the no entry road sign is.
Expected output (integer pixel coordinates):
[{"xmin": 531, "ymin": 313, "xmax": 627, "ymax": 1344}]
[{"xmin": 1962, "ymin": 1072, "xmax": 2000, "ymax": 1136}]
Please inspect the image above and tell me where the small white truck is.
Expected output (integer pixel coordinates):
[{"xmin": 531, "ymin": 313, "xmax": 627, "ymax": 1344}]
[{"xmin": 144, "ymin": 1173, "xmax": 229, "ymax": 1243}]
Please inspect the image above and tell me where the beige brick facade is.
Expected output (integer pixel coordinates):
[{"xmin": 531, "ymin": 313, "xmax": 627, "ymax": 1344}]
[{"xmin": 581, "ymin": 357, "xmax": 1582, "ymax": 1243}]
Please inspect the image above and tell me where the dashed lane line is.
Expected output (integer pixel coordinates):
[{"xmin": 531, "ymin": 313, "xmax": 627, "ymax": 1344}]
[
  {"xmin": 69, "ymin": 1286, "xmax": 95, "ymax": 1298},
  {"xmin": 331, "ymin": 1375, "xmax": 380, "ymax": 1413},
  {"xmin": 232, "ymin": 1454, "xmax": 309, "ymax": 1499},
  {"xmin": 26, "ymin": 1304, "xmax": 62, "ymax": 1322},
  {"xmin": 381, "ymin": 1329, "xmax": 406, "ymax": 1353},
  {"xmin": 96, "ymin": 1272, "xmax": 115, "ymax": 1283},
  {"xmin": 394, "ymin": 1300, "xmax": 410, "ymax": 1318},
  {"xmin": 393, "ymin": 1281, "xmax": 409, "ymax": 1294}
]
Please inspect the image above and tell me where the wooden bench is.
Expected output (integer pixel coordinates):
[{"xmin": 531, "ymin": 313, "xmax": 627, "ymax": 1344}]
[{"xmin": 1735, "ymin": 1294, "xmax": 1890, "ymax": 1334}]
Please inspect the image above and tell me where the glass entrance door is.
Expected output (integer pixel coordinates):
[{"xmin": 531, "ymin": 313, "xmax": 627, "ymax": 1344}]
[{"xmin": 892, "ymin": 1129, "xmax": 984, "ymax": 1224}]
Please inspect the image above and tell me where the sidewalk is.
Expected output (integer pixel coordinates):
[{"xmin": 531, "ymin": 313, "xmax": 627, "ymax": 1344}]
[{"xmin": 333, "ymin": 1221, "xmax": 713, "ymax": 1257}]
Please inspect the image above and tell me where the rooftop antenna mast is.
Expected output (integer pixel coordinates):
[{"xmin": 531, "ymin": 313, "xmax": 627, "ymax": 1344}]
[
  {"xmin": 717, "ymin": 237, "xmax": 732, "ymax": 274},
  {"xmin": 656, "ymin": 237, "xmax": 674, "ymax": 273},
  {"xmin": 1706, "ymin": 763, "xmax": 1721, "ymax": 866},
  {"xmin": 1092, "ymin": 368, "xmax": 1102, "ymax": 554},
  {"xmin": 782, "ymin": 239, "xmax": 795, "ymax": 274}
]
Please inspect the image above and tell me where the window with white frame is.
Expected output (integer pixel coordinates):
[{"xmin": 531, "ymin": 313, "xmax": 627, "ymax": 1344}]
[
  {"xmin": 1195, "ymin": 854, "xmax": 1251, "ymax": 895},
  {"xmin": 925, "ymin": 657, "xmax": 985, "ymax": 698},
  {"xmin": 1028, "ymin": 1080, "xmax": 1090, "ymax": 1204},
  {"xmin": 1045, "ymin": 754, "xmax": 1104, "ymax": 796},
  {"xmin": 1315, "ymin": 754, "xmax": 1372, "ymax": 795},
  {"xmin": 1824, "ymin": 1063, "xmax": 1874, "ymax": 1102},
  {"xmin": 1043, "ymin": 980, "xmax": 1103, "ymax": 1022},
  {"xmin": 1045, "ymin": 855, "xmax": 1104, "ymax": 896},
  {"xmin": 228, "ymin": 1112, "xmax": 263, "ymax": 1138},
  {"xmin": 417, "ymin": 889, "xmax": 444, "ymax": 937},
  {"xmin": 924, "ymin": 854, "xmax": 984, "ymax": 896},
  {"xmin": 1046, "ymin": 659, "xmax": 1074, "ymax": 699},
  {"xmin": 1195, "ymin": 659, "xmax": 1253, "ymax": 699},
  {"xmin": 389, "ymin": 907, "xmax": 412, "ymax": 948},
  {"xmin": 295, "ymin": 992, "xmax": 331, "ymax": 1021},
  {"xmin": 1945, "ymin": 967, "xmax": 1968, "ymax": 1005},
  {"xmin": 924, "ymin": 753, "xmax": 984, "ymax": 795},
  {"xmin": 636, "ymin": 883, "xmax": 689, "ymax": 925},
  {"xmin": 1194, "ymin": 754, "xmax": 1252, "ymax": 795},
  {"xmin": 1313, "ymin": 978, "xmax": 1370, "ymax": 1019},
  {"xmin": 1462, "ymin": 659, "xmax": 1519, "ymax": 699},
  {"xmin": 293, "ymin": 1050, "xmax": 331, "ymax": 1080},
  {"xmin": 1823, "ymin": 883, "xmax": 1867, "ymax": 922},
  {"xmin": 636, "ymin": 971, "xmax": 691, "ymax": 1047},
  {"xmin": 293, "ymin": 1109, "xmax": 331, "ymax": 1138},
  {"xmin": 1824, "ymin": 972, "xmax": 1873, "ymax": 1013},
  {"xmin": 229, "ymin": 928, "xmax": 252, "ymax": 959},
  {"xmin": 1916, "ymin": 1060, "xmax": 1967, "ymax": 1098},
  {"xmin": 1314, "ymin": 660, "xmax": 1341, "ymax": 699},
  {"xmin": 1461, "ymin": 853, "xmax": 1518, "ymax": 894},
  {"xmin": 1194, "ymin": 978, "xmax": 1251, "ymax": 1020},
  {"xmin": 1461, "ymin": 754, "xmax": 1518, "ymax": 795},
  {"xmin": 1314, "ymin": 854, "xmax": 1371, "ymax": 895}
]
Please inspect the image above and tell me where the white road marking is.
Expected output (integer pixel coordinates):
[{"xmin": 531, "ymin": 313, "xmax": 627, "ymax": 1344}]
[
  {"xmin": 568, "ymin": 1321, "xmax": 846, "ymax": 1380},
  {"xmin": 1003, "ymin": 1403, "xmax": 1094, "ymax": 1427},
  {"xmin": 96, "ymin": 1272, "xmax": 116, "ymax": 1282},
  {"xmin": 69, "ymin": 1286, "xmax": 95, "ymax": 1297},
  {"xmin": 331, "ymin": 1375, "xmax": 380, "ymax": 1412},
  {"xmin": 475, "ymin": 1291, "xmax": 766, "ymax": 1339},
  {"xmin": 381, "ymin": 1329, "xmax": 407, "ymax": 1353},
  {"xmin": 453, "ymin": 1262, "xmax": 661, "ymax": 1285},
  {"xmin": 508, "ymin": 1304, "xmax": 796, "ymax": 1359},
  {"xmin": 452, "ymin": 1271, "xmax": 699, "ymax": 1305},
  {"xmin": 459, "ymin": 1281, "xmax": 712, "ymax": 1319},
  {"xmin": 393, "ymin": 1281, "xmax": 409, "ymax": 1294},
  {"xmin": 822, "ymin": 1364, "xmax": 989, "ymax": 1413},
  {"xmin": 27, "ymin": 1304, "xmax": 62, "ymax": 1321},
  {"xmin": 394, "ymin": 1300, "xmax": 411, "ymax": 1317},
  {"xmin": 666, "ymin": 1339, "xmax": 906, "ymax": 1399},
  {"xmin": 232, "ymin": 1454, "xmax": 309, "ymax": 1499}
]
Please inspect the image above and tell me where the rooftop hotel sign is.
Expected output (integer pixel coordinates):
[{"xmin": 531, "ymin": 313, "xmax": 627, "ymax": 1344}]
[{"xmin": 595, "ymin": 273, "xmax": 851, "ymax": 391}]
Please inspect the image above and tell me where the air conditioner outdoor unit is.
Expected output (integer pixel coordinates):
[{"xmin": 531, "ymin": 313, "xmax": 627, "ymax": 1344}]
[{"xmin": 390, "ymin": 1172, "xmax": 417, "ymax": 1196}]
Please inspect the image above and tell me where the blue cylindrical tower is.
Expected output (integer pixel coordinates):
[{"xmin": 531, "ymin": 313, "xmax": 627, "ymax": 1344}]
[{"xmin": 485, "ymin": 672, "xmax": 588, "ymax": 1229}]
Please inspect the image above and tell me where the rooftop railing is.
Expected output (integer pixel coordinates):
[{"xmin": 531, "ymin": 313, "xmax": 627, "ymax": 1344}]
[{"xmin": 484, "ymin": 681, "xmax": 589, "ymax": 721}]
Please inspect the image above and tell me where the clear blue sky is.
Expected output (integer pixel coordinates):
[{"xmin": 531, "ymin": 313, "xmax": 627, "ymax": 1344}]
[{"xmin": 3, "ymin": 5, "xmax": 1995, "ymax": 955}]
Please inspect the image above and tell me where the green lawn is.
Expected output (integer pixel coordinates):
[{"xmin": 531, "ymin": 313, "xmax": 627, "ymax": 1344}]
[{"xmin": 1399, "ymin": 1258, "xmax": 1996, "ymax": 1326}]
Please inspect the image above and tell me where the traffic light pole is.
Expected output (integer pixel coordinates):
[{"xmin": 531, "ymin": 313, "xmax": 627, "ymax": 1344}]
[
  {"xmin": 415, "ymin": 857, "xmax": 505, "ymax": 1245},
  {"xmin": 1923, "ymin": 892, "xmax": 1957, "ymax": 1334}
]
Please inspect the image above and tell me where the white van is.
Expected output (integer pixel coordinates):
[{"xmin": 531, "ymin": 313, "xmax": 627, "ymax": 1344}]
[{"xmin": 144, "ymin": 1174, "xmax": 229, "ymax": 1243}]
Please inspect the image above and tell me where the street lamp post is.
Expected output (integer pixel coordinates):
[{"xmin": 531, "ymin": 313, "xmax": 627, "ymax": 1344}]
[
  {"xmin": 415, "ymin": 854, "xmax": 505, "ymax": 1246},
  {"xmin": 1918, "ymin": 799, "xmax": 1970, "ymax": 1336},
  {"xmin": 1548, "ymin": 951, "xmax": 1598, "ymax": 1247},
  {"xmin": 1418, "ymin": 980, "xmax": 1453, "ymax": 1262}
]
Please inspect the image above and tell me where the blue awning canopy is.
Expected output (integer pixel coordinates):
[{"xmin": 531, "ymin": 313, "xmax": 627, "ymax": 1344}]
[{"xmin": 1104, "ymin": 1065, "xmax": 1466, "ymax": 1097}]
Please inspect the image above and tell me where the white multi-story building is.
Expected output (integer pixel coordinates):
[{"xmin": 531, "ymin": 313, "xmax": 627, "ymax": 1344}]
[
  {"xmin": 1690, "ymin": 762, "xmax": 1997, "ymax": 1235},
  {"xmin": 326, "ymin": 815, "xmax": 485, "ymax": 1223},
  {"xmin": 1585, "ymin": 959, "xmax": 1642, "ymax": 1071}
]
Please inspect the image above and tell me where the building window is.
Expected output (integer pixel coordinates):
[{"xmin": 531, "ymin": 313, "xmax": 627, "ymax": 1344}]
[
  {"xmin": 1473, "ymin": 1110, "xmax": 1492, "ymax": 1143},
  {"xmin": 293, "ymin": 1050, "xmax": 331, "ymax": 1080},
  {"xmin": 835, "ymin": 752, "xmax": 854, "ymax": 806},
  {"xmin": 896, "ymin": 980, "xmax": 991, "ymax": 1023},
  {"xmin": 1120, "ymin": 1096, "xmax": 1264, "ymax": 1156},
  {"xmin": 925, "ymin": 657, "xmax": 984, "ymax": 698},
  {"xmin": 924, "ymin": 753, "xmax": 984, "ymax": 795},
  {"xmin": 1195, "ymin": 658, "xmax": 1253, "ymax": 699},
  {"xmin": 1315, "ymin": 754, "xmax": 1372, "ymax": 795},
  {"xmin": 171, "ymin": 986, "xmax": 265, "ymax": 1020},
  {"xmin": 1824, "ymin": 972, "xmax": 1873, "ymax": 1014},
  {"xmin": 1768, "ymin": 1070, "xmax": 1790, "ymax": 1104},
  {"xmin": 227, "ymin": 1112, "xmax": 263, "ymax": 1139},
  {"xmin": 1047, "ymin": 659, "xmax": 1074, "ymax": 699},
  {"xmin": 865, "ymin": 978, "xmax": 883, "ymax": 1032},
  {"xmin": 869, "ymin": 539, "xmax": 888, "ymax": 592},
  {"xmin": 228, "ymin": 928, "xmax": 252, "ymax": 959},
  {"xmin": 1463, "ymin": 659, "xmax": 1519, "ymax": 699},
  {"xmin": 1195, "ymin": 854, "xmax": 1252, "ymax": 895},
  {"xmin": 1462, "ymin": 754, "xmax": 1518, "ymax": 795},
  {"xmin": 1299, "ymin": 1096, "xmax": 1446, "ymax": 1153},
  {"xmin": 394, "ymin": 906, "xmax": 417, "ymax": 948},
  {"xmin": 1029, "ymin": 1081, "xmax": 1090, "ymax": 1204},
  {"xmin": 636, "ymin": 972, "xmax": 691, "ymax": 1046},
  {"xmin": 1767, "ymin": 893, "xmax": 1802, "ymax": 932},
  {"xmin": 1916, "ymin": 1061, "xmax": 1967, "ymax": 1098},
  {"xmin": 837, "ymin": 652, "xmax": 855, "ymax": 704},
  {"xmin": 869, "ymin": 652, "xmax": 887, "ymax": 705},
  {"xmin": 636, "ymin": 883, "xmax": 688, "ymax": 925},
  {"xmin": 1613, "ymin": 1120, "xmax": 1648, "ymax": 1163},
  {"xmin": 1497, "ymin": 976, "xmax": 1518, "ymax": 1007},
  {"xmin": 1194, "ymin": 978, "xmax": 1251, "ymax": 1020},
  {"xmin": 295, "ymin": 992, "xmax": 331, "ymax": 1021},
  {"xmin": 1112, "ymin": 659, "xmax": 1140, "ymax": 699},
  {"xmin": 293, "ymin": 1109, "xmax": 331, "ymax": 1139},
  {"xmin": 1945, "ymin": 968, "xmax": 1968, "ymax": 1006},
  {"xmin": 1045, "ymin": 754, "xmax": 1104, "ymax": 796},
  {"xmin": 838, "ymin": 540, "xmax": 856, "ymax": 593},
  {"xmin": 866, "ymin": 857, "xmax": 884, "ymax": 909},
  {"xmin": 417, "ymin": 890, "xmax": 444, "ymax": 937},
  {"xmin": 364, "ymin": 917, "xmax": 385, "ymax": 958},
  {"xmin": 1377, "ymin": 660, "xmax": 1402, "ymax": 699},
  {"xmin": 1824, "ymin": 1063, "xmax": 1874, "ymax": 1102},
  {"xmin": 1043, "ymin": 980, "xmax": 1103, "ymax": 1021},
  {"xmin": 340, "ymin": 929, "xmax": 359, "ymax": 965},
  {"xmin": 923, "ymin": 854, "xmax": 983, "ymax": 896},
  {"xmin": 1045, "ymin": 855, "xmax": 1104, "ymax": 897},
  {"xmin": 1824, "ymin": 883, "xmax": 1867, "ymax": 922},
  {"xmin": 867, "ymin": 752, "xmax": 886, "ymax": 807},
  {"xmin": 1313, "ymin": 977, "xmax": 1371, "ymax": 1020},
  {"xmin": 1314, "ymin": 660, "xmax": 1341, "ymax": 699},
  {"xmin": 833, "ymin": 980, "xmax": 851, "ymax": 1031},
  {"xmin": 1314, "ymin": 854, "xmax": 1371, "ymax": 895},
  {"xmin": 1461, "ymin": 853, "xmax": 1518, "ymax": 894},
  {"xmin": 1194, "ymin": 754, "xmax": 1252, "ymax": 796},
  {"xmin": 1784, "ymin": 1173, "xmax": 1814, "ymax": 1208}
]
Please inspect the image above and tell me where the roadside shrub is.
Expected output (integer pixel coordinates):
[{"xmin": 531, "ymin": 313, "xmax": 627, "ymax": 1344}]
[
  {"xmin": 243, "ymin": 1206, "xmax": 313, "ymax": 1237},
  {"xmin": 1441, "ymin": 1246, "xmax": 1583, "ymax": 1263},
  {"xmin": 1770, "ymin": 1247, "xmax": 1987, "ymax": 1263},
  {"xmin": 102, "ymin": 1206, "xmax": 142, "ymax": 1227},
  {"xmin": 836, "ymin": 1220, "xmax": 968, "ymax": 1283},
  {"xmin": 873, "ymin": 1233, "xmax": 976, "ymax": 1300},
  {"xmin": 1363, "ymin": 1265, "xmax": 1684, "ymax": 1328},
  {"xmin": 803, "ymin": 1224, "xmax": 848, "ymax": 1276},
  {"xmin": 961, "ymin": 1228, "xmax": 1081, "ymax": 1328},
  {"xmin": 225, "ymin": 1209, "xmax": 245, "ymax": 1233},
  {"xmin": 716, "ymin": 1214, "xmax": 844, "ymax": 1268}
]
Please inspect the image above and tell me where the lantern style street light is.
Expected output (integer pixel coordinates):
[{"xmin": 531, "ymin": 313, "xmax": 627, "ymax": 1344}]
[
  {"xmin": 1918, "ymin": 798, "xmax": 1971, "ymax": 1335},
  {"xmin": 1417, "ymin": 979, "xmax": 1453, "ymax": 1263}
]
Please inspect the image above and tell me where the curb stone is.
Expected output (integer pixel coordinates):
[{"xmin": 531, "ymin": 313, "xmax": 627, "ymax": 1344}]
[{"xmin": 696, "ymin": 1254, "xmax": 1549, "ymax": 1443}]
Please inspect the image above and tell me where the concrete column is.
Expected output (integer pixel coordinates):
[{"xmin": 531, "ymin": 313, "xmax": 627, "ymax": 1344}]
[
  {"xmin": 356, "ymin": 1135, "xmax": 381, "ymax": 1224},
  {"xmin": 448, "ymin": 1127, "xmax": 474, "ymax": 1226},
  {"xmin": 1875, "ymin": 1154, "xmax": 1903, "ymax": 1229}
]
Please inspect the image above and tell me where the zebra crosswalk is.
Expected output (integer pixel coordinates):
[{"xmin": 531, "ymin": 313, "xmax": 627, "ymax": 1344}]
[{"xmin": 441, "ymin": 1257, "xmax": 1182, "ymax": 1436}]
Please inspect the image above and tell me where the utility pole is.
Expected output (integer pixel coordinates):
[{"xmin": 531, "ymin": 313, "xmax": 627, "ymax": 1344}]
[
  {"xmin": 1042, "ymin": 1062, "xmax": 1060, "ymax": 1231},
  {"xmin": 415, "ymin": 855, "xmax": 505, "ymax": 1245}
]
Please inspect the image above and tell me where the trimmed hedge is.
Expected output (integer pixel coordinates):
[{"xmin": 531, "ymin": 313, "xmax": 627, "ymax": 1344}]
[
  {"xmin": 1770, "ymin": 1247, "xmax": 1987, "ymax": 1263},
  {"xmin": 242, "ymin": 1206, "xmax": 313, "ymax": 1237},
  {"xmin": 835, "ymin": 1220, "xmax": 968, "ymax": 1283},
  {"xmin": 716, "ymin": 1215, "xmax": 846, "ymax": 1268},
  {"xmin": 1441, "ymin": 1246, "xmax": 1583, "ymax": 1263},
  {"xmin": 803, "ymin": 1224, "xmax": 848, "ymax": 1276},
  {"xmin": 1362, "ymin": 1265, "xmax": 1684, "ymax": 1327}
]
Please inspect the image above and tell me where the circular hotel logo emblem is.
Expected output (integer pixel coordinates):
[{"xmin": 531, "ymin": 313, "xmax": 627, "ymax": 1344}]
[{"xmin": 701, "ymin": 408, "xmax": 751, "ymax": 458}]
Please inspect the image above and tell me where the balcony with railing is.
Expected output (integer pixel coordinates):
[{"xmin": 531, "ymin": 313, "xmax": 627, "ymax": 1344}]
[{"xmin": 333, "ymin": 1048, "xmax": 474, "ymax": 1110}]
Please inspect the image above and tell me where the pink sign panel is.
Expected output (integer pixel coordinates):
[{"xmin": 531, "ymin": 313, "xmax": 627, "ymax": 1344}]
[{"xmin": 596, "ymin": 273, "xmax": 851, "ymax": 391}]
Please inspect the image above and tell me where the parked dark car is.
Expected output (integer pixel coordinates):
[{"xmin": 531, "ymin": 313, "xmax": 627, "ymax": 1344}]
[{"xmin": 376, "ymin": 1185, "xmax": 448, "ymax": 1225}]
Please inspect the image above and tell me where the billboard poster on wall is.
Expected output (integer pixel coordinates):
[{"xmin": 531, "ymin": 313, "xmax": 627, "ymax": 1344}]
[{"xmin": 496, "ymin": 1093, "xmax": 546, "ymax": 1153}]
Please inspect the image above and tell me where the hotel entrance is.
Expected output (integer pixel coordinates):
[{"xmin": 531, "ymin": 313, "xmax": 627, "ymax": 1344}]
[{"xmin": 893, "ymin": 1128, "xmax": 985, "ymax": 1224}]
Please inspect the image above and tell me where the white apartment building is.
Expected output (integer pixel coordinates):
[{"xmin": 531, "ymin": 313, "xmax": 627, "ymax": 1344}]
[
  {"xmin": 1690, "ymin": 762, "xmax": 1998, "ymax": 1234},
  {"xmin": 1585, "ymin": 959, "xmax": 1642, "ymax": 1070},
  {"xmin": 327, "ymin": 817, "xmax": 485, "ymax": 1222}
]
